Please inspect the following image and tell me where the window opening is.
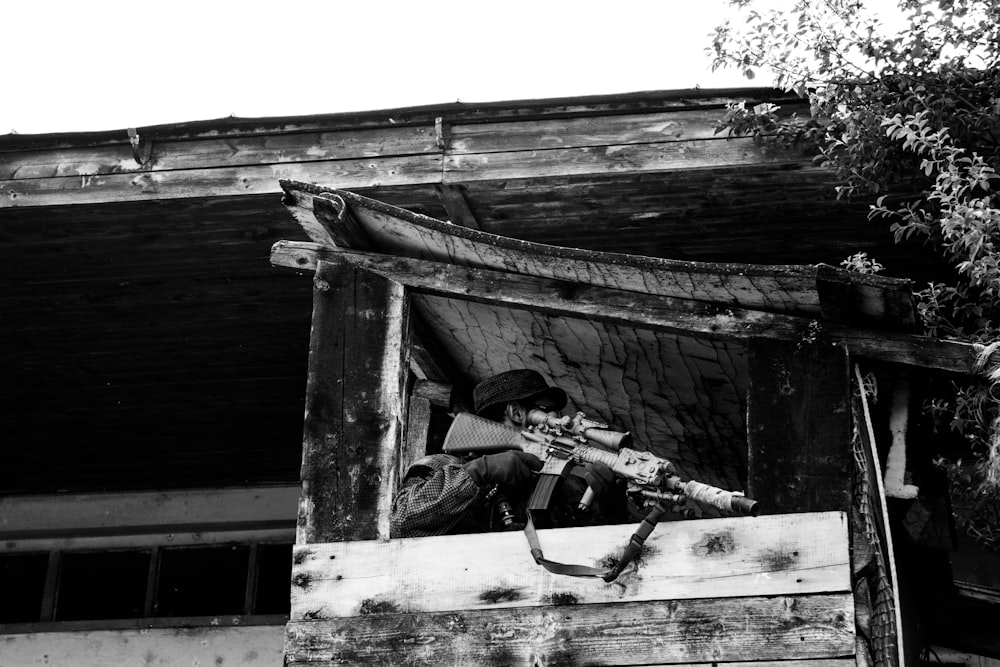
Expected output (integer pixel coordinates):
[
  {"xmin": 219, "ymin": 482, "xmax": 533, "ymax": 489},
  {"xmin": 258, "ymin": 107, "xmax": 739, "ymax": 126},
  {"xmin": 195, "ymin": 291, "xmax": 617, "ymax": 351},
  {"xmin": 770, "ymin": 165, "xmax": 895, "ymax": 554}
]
[
  {"xmin": 155, "ymin": 545, "xmax": 250, "ymax": 617},
  {"xmin": 56, "ymin": 550, "xmax": 150, "ymax": 621},
  {"xmin": 0, "ymin": 553, "xmax": 47, "ymax": 623},
  {"xmin": 253, "ymin": 543, "xmax": 293, "ymax": 615},
  {"xmin": 0, "ymin": 541, "xmax": 291, "ymax": 629}
]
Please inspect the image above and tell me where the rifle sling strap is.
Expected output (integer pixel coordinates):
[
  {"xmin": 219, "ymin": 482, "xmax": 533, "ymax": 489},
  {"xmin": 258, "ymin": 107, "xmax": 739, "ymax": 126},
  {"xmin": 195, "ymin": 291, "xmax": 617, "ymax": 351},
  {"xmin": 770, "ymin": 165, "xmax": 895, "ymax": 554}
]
[{"xmin": 522, "ymin": 499, "xmax": 672, "ymax": 583}]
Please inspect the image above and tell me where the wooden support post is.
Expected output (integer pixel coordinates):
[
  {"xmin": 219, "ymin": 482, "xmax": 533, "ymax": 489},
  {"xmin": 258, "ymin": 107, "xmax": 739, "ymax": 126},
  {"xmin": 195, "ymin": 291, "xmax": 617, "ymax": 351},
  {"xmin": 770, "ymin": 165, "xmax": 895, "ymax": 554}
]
[
  {"xmin": 747, "ymin": 339, "xmax": 852, "ymax": 514},
  {"xmin": 401, "ymin": 394, "xmax": 432, "ymax": 474},
  {"xmin": 297, "ymin": 258, "xmax": 410, "ymax": 544},
  {"xmin": 434, "ymin": 183, "xmax": 480, "ymax": 229}
]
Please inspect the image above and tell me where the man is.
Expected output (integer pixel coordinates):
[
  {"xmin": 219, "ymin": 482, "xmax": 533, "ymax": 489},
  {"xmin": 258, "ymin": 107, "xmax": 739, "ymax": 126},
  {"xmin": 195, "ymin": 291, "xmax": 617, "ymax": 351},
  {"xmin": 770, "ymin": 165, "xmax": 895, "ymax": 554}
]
[{"xmin": 390, "ymin": 369, "xmax": 628, "ymax": 538}]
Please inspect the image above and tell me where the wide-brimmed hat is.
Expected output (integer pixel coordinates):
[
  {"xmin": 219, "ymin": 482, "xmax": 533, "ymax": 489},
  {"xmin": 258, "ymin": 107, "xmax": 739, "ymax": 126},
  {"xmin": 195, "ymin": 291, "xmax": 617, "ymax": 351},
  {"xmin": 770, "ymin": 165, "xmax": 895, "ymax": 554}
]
[{"xmin": 473, "ymin": 369, "xmax": 567, "ymax": 416}]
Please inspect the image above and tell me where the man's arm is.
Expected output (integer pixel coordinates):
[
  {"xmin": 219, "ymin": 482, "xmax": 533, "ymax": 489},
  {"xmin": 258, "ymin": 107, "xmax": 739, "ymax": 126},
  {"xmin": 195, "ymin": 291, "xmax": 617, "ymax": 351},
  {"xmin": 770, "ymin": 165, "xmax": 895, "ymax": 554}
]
[{"xmin": 390, "ymin": 455, "xmax": 482, "ymax": 538}]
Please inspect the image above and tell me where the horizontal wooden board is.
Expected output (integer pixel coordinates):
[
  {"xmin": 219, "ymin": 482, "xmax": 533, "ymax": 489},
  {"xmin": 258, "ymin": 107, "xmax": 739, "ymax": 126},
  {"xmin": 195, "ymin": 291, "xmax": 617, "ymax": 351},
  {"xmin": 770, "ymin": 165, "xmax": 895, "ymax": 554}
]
[
  {"xmin": 0, "ymin": 89, "xmax": 804, "ymax": 151},
  {"xmin": 284, "ymin": 594, "xmax": 856, "ymax": 665},
  {"xmin": 0, "ymin": 110, "xmax": 765, "ymax": 181},
  {"xmin": 0, "ymin": 155, "xmax": 441, "ymax": 207},
  {"xmin": 0, "ymin": 125, "xmax": 439, "ymax": 180},
  {"xmin": 447, "ymin": 109, "xmax": 734, "ymax": 154},
  {"xmin": 273, "ymin": 245, "xmax": 817, "ymax": 341},
  {"xmin": 444, "ymin": 137, "xmax": 800, "ymax": 182},
  {"xmin": 272, "ymin": 242, "xmax": 985, "ymax": 375},
  {"xmin": 294, "ymin": 187, "xmax": 826, "ymax": 314},
  {"xmin": 280, "ymin": 184, "xmax": 923, "ymax": 331},
  {"xmin": 290, "ymin": 512, "xmax": 848, "ymax": 620}
]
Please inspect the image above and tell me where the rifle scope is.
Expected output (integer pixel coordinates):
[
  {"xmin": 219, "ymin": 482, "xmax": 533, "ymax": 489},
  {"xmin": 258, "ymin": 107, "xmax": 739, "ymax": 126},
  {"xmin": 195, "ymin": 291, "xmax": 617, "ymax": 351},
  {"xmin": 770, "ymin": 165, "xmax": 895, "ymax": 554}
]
[{"xmin": 526, "ymin": 409, "xmax": 631, "ymax": 450}]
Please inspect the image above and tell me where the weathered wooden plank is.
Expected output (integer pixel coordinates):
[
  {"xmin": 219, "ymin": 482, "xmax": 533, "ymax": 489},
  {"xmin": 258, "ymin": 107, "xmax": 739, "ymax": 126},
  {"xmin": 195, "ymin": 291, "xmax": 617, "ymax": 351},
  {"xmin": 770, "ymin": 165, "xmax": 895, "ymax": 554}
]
[
  {"xmin": 284, "ymin": 594, "xmax": 856, "ymax": 665},
  {"xmin": 0, "ymin": 486, "xmax": 298, "ymax": 538},
  {"xmin": 272, "ymin": 239, "xmax": 819, "ymax": 332},
  {"xmin": 0, "ymin": 138, "xmax": 797, "ymax": 208},
  {"xmin": 282, "ymin": 184, "xmax": 920, "ymax": 326},
  {"xmin": 297, "ymin": 260, "xmax": 409, "ymax": 543},
  {"xmin": 270, "ymin": 241, "xmax": 998, "ymax": 375},
  {"xmin": 434, "ymin": 183, "xmax": 480, "ymax": 228},
  {"xmin": 412, "ymin": 379, "xmax": 452, "ymax": 407},
  {"xmin": 0, "ymin": 155, "xmax": 441, "ymax": 207},
  {"xmin": 444, "ymin": 137, "xmax": 800, "ymax": 182},
  {"xmin": 0, "ymin": 125, "xmax": 439, "ymax": 180},
  {"xmin": 747, "ymin": 339, "xmax": 852, "ymax": 514},
  {"xmin": 447, "ymin": 109, "xmax": 737, "ymax": 154},
  {"xmin": 652, "ymin": 662, "xmax": 855, "ymax": 667},
  {"xmin": 272, "ymin": 241, "xmax": 816, "ymax": 341},
  {"xmin": 816, "ymin": 264, "xmax": 917, "ymax": 330},
  {"xmin": 401, "ymin": 394, "xmax": 432, "ymax": 476},
  {"xmin": 311, "ymin": 193, "xmax": 376, "ymax": 250},
  {"xmin": 0, "ymin": 89, "xmax": 803, "ymax": 153},
  {"xmin": 290, "ymin": 512, "xmax": 848, "ymax": 619}
]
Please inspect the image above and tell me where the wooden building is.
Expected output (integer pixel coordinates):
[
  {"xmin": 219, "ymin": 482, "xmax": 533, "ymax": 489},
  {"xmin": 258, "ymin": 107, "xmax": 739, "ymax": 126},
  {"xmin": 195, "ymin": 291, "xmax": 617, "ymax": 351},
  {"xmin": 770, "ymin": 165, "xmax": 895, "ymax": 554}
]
[{"xmin": 1, "ymin": 88, "xmax": 997, "ymax": 665}]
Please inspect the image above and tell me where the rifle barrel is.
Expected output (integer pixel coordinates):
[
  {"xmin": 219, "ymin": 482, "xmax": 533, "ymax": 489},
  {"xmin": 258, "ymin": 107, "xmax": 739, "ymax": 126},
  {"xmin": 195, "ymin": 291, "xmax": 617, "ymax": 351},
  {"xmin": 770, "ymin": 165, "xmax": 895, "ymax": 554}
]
[{"xmin": 674, "ymin": 478, "xmax": 760, "ymax": 516}]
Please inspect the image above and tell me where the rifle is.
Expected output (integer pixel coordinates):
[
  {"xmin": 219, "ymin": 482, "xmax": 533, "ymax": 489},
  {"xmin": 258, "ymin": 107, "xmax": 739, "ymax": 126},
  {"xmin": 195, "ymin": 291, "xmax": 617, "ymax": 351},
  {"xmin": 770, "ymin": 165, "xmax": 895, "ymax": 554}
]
[{"xmin": 443, "ymin": 411, "xmax": 759, "ymax": 518}]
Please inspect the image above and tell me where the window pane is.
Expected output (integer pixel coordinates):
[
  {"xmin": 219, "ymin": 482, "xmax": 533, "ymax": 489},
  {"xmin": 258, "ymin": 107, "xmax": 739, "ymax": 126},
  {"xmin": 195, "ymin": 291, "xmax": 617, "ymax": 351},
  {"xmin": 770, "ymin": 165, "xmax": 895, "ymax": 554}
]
[
  {"xmin": 156, "ymin": 545, "xmax": 249, "ymax": 617},
  {"xmin": 253, "ymin": 543, "xmax": 291, "ymax": 614},
  {"xmin": 0, "ymin": 552, "xmax": 48, "ymax": 623},
  {"xmin": 56, "ymin": 550, "xmax": 150, "ymax": 621}
]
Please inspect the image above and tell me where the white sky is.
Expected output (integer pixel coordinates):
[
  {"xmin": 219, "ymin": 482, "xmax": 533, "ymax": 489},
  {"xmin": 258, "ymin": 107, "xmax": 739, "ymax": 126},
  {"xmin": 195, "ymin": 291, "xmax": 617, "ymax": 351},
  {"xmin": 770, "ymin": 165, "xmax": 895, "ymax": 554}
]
[{"xmin": 4, "ymin": 1, "xmax": 761, "ymax": 136}]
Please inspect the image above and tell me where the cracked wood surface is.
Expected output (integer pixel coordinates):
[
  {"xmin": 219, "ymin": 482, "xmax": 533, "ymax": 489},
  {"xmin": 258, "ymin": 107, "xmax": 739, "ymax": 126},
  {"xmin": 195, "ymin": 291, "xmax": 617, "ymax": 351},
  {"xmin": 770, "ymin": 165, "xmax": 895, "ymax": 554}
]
[
  {"xmin": 273, "ymin": 240, "xmax": 996, "ymax": 376},
  {"xmin": 280, "ymin": 182, "xmax": 918, "ymax": 328},
  {"xmin": 285, "ymin": 595, "xmax": 854, "ymax": 666},
  {"xmin": 289, "ymin": 512, "xmax": 848, "ymax": 620},
  {"xmin": 0, "ymin": 102, "xmax": 804, "ymax": 208}
]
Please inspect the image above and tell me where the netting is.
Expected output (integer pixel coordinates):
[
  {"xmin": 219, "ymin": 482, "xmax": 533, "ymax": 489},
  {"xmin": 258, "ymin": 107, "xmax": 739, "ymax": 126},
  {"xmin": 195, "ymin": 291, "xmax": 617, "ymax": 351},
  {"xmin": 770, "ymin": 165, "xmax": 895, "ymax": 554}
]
[{"xmin": 852, "ymin": 369, "xmax": 900, "ymax": 667}]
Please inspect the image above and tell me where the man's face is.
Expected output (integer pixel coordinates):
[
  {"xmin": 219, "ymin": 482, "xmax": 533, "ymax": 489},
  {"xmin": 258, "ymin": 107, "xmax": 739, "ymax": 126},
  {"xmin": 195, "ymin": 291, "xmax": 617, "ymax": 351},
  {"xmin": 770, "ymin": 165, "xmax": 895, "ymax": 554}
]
[
  {"xmin": 503, "ymin": 399, "xmax": 561, "ymax": 429},
  {"xmin": 531, "ymin": 400, "xmax": 560, "ymax": 417}
]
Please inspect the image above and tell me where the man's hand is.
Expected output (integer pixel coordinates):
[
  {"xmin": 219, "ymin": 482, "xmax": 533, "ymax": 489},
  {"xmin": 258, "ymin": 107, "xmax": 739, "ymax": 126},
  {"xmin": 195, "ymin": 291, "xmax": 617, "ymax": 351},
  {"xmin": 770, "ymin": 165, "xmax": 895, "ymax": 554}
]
[
  {"xmin": 463, "ymin": 451, "xmax": 543, "ymax": 488},
  {"xmin": 582, "ymin": 462, "xmax": 616, "ymax": 497}
]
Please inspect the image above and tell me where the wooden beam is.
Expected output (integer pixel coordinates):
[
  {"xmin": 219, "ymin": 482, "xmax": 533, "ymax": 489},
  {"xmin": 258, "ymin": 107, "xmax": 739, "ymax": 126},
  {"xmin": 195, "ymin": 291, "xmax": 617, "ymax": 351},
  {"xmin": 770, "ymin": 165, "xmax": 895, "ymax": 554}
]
[
  {"xmin": 270, "ymin": 241, "xmax": 998, "ymax": 375},
  {"xmin": 442, "ymin": 137, "xmax": 796, "ymax": 183},
  {"xmin": 0, "ymin": 155, "xmax": 441, "ymax": 207},
  {"xmin": 271, "ymin": 241, "xmax": 816, "ymax": 339},
  {"xmin": 310, "ymin": 193, "xmax": 377, "ymax": 249},
  {"xmin": 412, "ymin": 379, "xmax": 451, "ymax": 407},
  {"xmin": 1, "ymin": 100, "xmax": 808, "ymax": 208},
  {"xmin": 434, "ymin": 183, "xmax": 480, "ymax": 229},
  {"xmin": 747, "ymin": 339, "xmax": 852, "ymax": 514},
  {"xmin": 401, "ymin": 394, "xmax": 432, "ymax": 476},
  {"xmin": 1, "ymin": 136, "xmax": 797, "ymax": 208},
  {"xmin": 0, "ymin": 125, "xmax": 439, "ymax": 181},
  {"xmin": 284, "ymin": 594, "xmax": 856, "ymax": 666},
  {"xmin": 290, "ymin": 512, "xmax": 849, "ymax": 619},
  {"xmin": 446, "ymin": 109, "xmax": 733, "ymax": 154},
  {"xmin": 0, "ymin": 486, "xmax": 299, "ymax": 539},
  {"xmin": 276, "ymin": 190, "xmax": 915, "ymax": 323},
  {"xmin": 297, "ymin": 259, "xmax": 409, "ymax": 543}
]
